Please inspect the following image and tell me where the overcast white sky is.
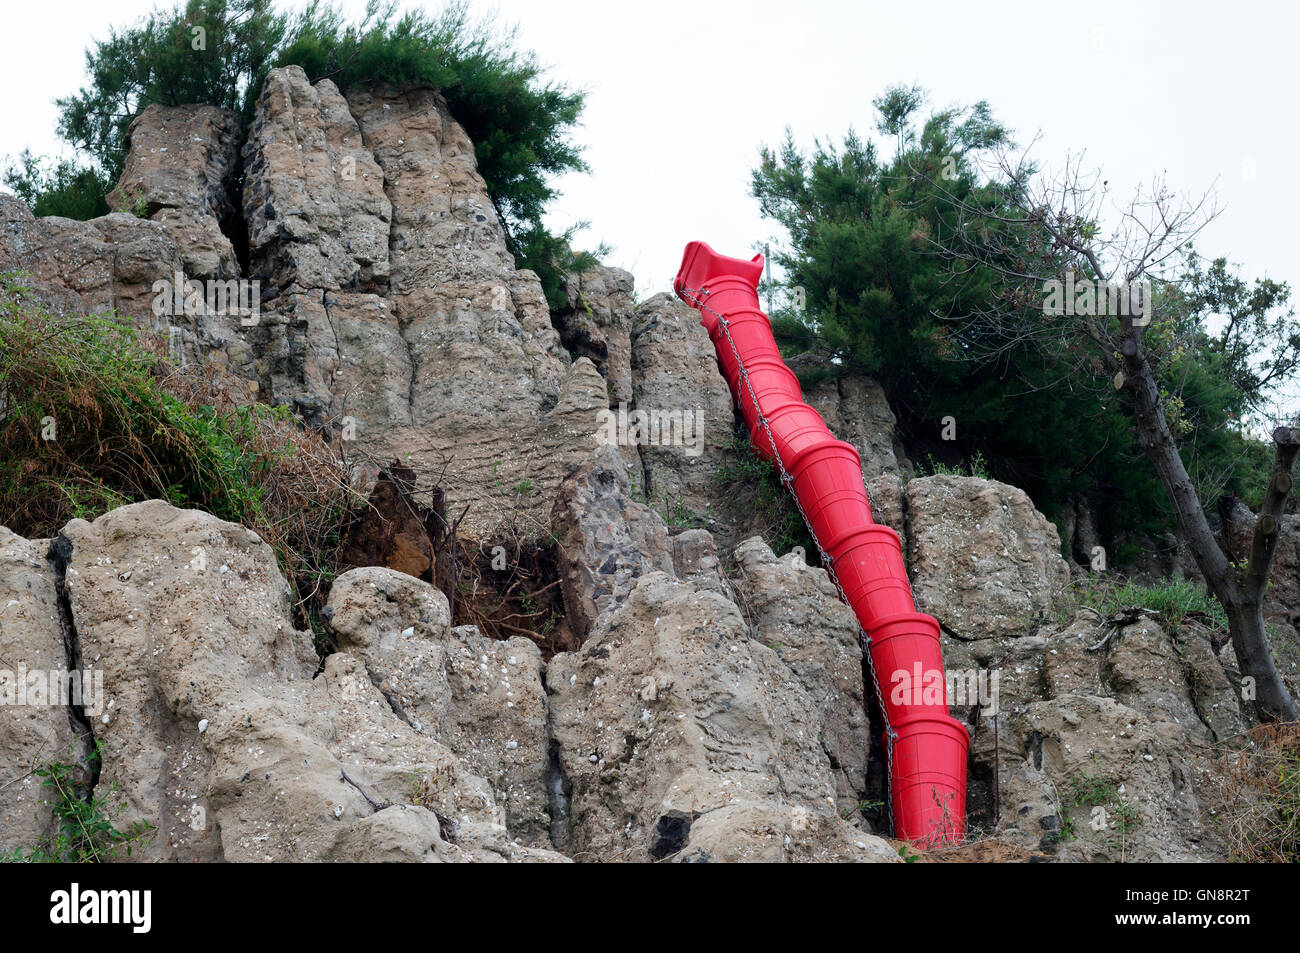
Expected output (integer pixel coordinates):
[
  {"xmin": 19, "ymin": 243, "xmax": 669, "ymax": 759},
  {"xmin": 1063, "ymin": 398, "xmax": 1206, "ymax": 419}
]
[{"xmin": 1, "ymin": 0, "xmax": 1296, "ymax": 303}]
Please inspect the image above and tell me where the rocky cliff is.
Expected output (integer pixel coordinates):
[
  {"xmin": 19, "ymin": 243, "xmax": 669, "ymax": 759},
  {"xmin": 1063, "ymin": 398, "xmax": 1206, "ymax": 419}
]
[{"xmin": 0, "ymin": 66, "xmax": 1278, "ymax": 863}]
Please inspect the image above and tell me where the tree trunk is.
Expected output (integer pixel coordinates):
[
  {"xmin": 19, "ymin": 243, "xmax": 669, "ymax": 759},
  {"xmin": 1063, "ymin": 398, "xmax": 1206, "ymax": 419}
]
[
  {"xmin": 1225, "ymin": 603, "xmax": 1300, "ymax": 721},
  {"xmin": 1120, "ymin": 328, "xmax": 1299, "ymax": 722},
  {"xmin": 1072, "ymin": 495, "xmax": 1101, "ymax": 568}
]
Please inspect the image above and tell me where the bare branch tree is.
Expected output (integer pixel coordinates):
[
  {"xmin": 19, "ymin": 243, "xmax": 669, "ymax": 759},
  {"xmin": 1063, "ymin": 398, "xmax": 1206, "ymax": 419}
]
[{"xmin": 923, "ymin": 143, "xmax": 1298, "ymax": 721}]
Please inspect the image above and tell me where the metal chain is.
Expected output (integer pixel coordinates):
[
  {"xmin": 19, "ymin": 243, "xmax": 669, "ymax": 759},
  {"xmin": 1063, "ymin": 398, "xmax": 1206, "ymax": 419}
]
[{"xmin": 681, "ymin": 286, "xmax": 897, "ymax": 835}]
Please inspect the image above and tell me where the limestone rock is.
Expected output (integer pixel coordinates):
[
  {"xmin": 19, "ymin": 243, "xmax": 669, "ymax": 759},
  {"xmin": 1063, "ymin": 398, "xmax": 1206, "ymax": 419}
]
[
  {"xmin": 0, "ymin": 529, "xmax": 88, "ymax": 852},
  {"xmin": 731, "ymin": 536, "xmax": 871, "ymax": 811},
  {"xmin": 551, "ymin": 464, "xmax": 674, "ymax": 641},
  {"xmin": 806, "ymin": 374, "xmax": 909, "ymax": 479},
  {"xmin": 906, "ymin": 475, "xmax": 1070, "ymax": 640},
  {"xmin": 242, "ymin": 66, "xmax": 391, "ymax": 292},
  {"xmin": 630, "ymin": 293, "xmax": 740, "ymax": 541},
  {"xmin": 322, "ymin": 802, "xmax": 569, "ymax": 863},
  {"xmin": 867, "ymin": 472, "xmax": 906, "ymax": 539},
  {"xmin": 325, "ymin": 565, "xmax": 452, "ymax": 643},
  {"xmin": 670, "ymin": 529, "xmax": 729, "ymax": 596},
  {"xmin": 344, "ymin": 83, "xmax": 515, "ymax": 291},
  {"xmin": 1104, "ymin": 617, "xmax": 1213, "ymax": 745},
  {"xmin": 1173, "ymin": 622, "xmax": 1248, "ymax": 743},
  {"xmin": 110, "ymin": 104, "xmax": 243, "ymax": 279},
  {"xmin": 322, "ymin": 803, "xmax": 454, "ymax": 862},
  {"xmin": 1015, "ymin": 693, "xmax": 1217, "ymax": 862},
  {"xmin": 546, "ymin": 571, "xmax": 880, "ymax": 861},
  {"xmin": 554, "ymin": 265, "xmax": 635, "ymax": 404},
  {"xmin": 223, "ymin": 65, "xmax": 615, "ymax": 539},
  {"xmin": 0, "ymin": 195, "xmax": 182, "ymax": 321},
  {"xmin": 947, "ymin": 610, "xmax": 1240, "ymax": 859},
  {"xmin": 1041, "ymin": 612, "xmax": 1107, "ymax": 697}
]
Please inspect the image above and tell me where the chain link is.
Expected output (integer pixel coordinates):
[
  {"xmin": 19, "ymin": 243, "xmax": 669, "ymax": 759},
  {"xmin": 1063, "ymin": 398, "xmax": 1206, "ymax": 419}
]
[{"xmin": 681, "ymin": 286, "xmax": 898, "ymax": 835}]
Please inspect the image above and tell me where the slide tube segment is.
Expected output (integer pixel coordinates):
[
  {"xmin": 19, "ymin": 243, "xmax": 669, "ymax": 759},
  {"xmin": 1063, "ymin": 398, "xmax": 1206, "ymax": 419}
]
[{"xmin": 674, "ymin": 240, "xmax": 969, "ymax": 846}]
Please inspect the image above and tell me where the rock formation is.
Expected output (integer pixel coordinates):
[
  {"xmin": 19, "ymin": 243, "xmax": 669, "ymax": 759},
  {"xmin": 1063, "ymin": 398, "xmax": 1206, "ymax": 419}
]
[{"xmin": 0, "ymin": 63, "xmax": 1282, "ymax": 864}]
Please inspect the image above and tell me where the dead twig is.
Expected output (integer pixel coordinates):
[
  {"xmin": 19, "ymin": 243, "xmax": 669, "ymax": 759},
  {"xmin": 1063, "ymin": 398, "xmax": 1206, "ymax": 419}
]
[{"xmin": 340, "ymin": 769, "xmax": 390, "ymax": 812}]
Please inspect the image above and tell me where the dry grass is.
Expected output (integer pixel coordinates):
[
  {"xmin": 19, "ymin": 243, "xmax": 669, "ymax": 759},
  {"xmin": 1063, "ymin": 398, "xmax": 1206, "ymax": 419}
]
[
  {"xmin": 0, "ymin": 276, "xmax": 361, "ymax": 641},
  {"xmin": 1207, "ymin": 722, "xmax": 1300, "ymax": 861},
  {"xmin": 440, "ymin": 534, "xmax": 575, "ymax": 656},
  {"xmin": 1, "ymin": 276, "xmax": 571, "ymax": 659}
]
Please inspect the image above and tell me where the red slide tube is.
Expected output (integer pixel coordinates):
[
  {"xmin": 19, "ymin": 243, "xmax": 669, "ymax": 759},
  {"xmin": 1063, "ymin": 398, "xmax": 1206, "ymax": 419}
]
[{"xmin": 674, "ymin": 240, "xmax": 969, "ymax": 847}]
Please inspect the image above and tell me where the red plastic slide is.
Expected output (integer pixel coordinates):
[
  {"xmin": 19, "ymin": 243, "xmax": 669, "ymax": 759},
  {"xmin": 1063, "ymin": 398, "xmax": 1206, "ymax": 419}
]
[{"xmin": 674, "ymin": 240, "xmax": 969, "ymax": 846}]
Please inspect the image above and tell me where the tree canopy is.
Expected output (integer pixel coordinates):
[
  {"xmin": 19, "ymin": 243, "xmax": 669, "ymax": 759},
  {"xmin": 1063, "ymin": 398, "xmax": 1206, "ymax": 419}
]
[
  {"xmin": 751, "ymin": 86, "xmax": 1292, "ymax": 561},
  {"xmin": 5, "ymin": 0, "xmax": 592, "ymax": 305}
]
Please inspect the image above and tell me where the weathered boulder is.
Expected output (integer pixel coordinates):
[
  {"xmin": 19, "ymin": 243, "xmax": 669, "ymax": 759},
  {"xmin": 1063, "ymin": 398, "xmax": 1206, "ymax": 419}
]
[
  {"xmin": 671, "ymin": 801, "xmax": 899, "ymax": 863},
  {"xmin": 1015, "ymin": 693, "xmax": 1218, "ymax": 862},
  {"xmin": 324, "ymin": 565, "xmax": 453, "ymax": 640},
  {"xmin": 549, "ymin": 460, "xmax": 735, "ymax": 638},
  {"xmin": 0, "ymin": 195, "xmax": 182, "ymax": 321},
  {"xmin": 324, "ymin": 566, "xmax": 551, "ymax": 845},
  {"xmin": 51, "ymin": 502, "xmax": 546, "ymax": 862},
  {"xmin": 1104, "ymin": 616, "xmax": 1214, "ymax": 745},
  {"xmin": 730, "ymin": 537, "xmax": 871, "ymax": 812},
  {"xmin": 943, "ymin": 609, "xmax": 1243, "ymax": 859},
  {"xmin": 321, "ymin": 802, "xmax": 567, "ymax": 862},
  {"xmin": 59, "ymin": 502, "xmax": 309, "ymax": 862},
  {"xmin": 546, "ymin": 571, "xmax": 893, "ymax": 862},
  {"xmin": 0, "ymin": 529, "xmax": 89, "ymax": 852},
  {"xmin": 423, "ymin": 626, "xmax": 552, "ymax": 846},
  {"xmin": 321, "ymin": 803, "xmax": 454, "ymax": 863},
  {"xmin": 110, "ymin": 104, "xmax": 243, "ymax": 279},
  {"xmin": 906, "ymin": 475, "xmax": 1070, "ymax": 641}
]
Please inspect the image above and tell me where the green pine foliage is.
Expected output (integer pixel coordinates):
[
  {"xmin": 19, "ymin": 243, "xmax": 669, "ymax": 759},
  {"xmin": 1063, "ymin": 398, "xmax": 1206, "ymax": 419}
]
[
  {"xmin": 2, "ymin": 151, "xmax": 112, "ymax": 220},
  {"xmin": 751, "ymin": 86, "xmax": 1291, "ymax": 559}
]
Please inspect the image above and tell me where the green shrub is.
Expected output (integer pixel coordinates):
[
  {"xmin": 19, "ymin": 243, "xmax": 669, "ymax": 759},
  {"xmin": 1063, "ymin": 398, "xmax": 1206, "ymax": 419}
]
[
  {"xmin": 752, "ymin": 88, "xmax": 1292, "ymax": 566},
  {"xmin": 2, "ymin": 151, "xmax": 112, "ymax": 220},
  {"xmin": 1, "ymin": 744, "xmax": 154, "ymax": 863},
  {"xmin": 0, "ymin": 274, "xmax": 358, "ymax": 642},
  {"xmin": 920, "ymin": 451, "xmax": 990, "ymax": 479},
  {"xmin": 713, "ymin": 431, "xmax": 815, "ymax": 559}
]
